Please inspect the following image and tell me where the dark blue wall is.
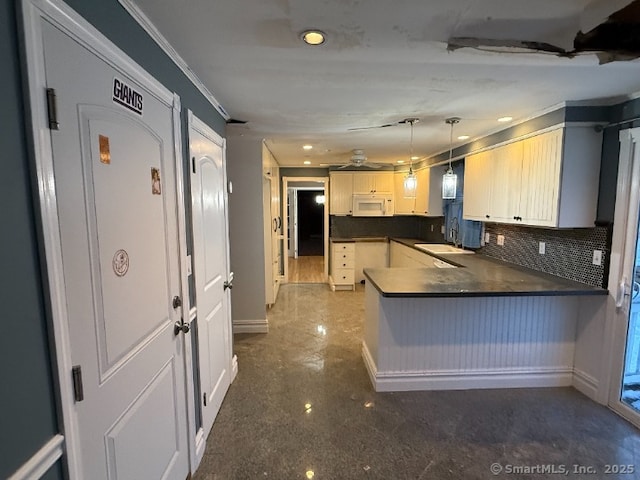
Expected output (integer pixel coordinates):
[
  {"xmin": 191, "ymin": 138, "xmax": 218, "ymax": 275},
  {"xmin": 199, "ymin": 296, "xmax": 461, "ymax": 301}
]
[
  {"xmin": 1, "ymin": 0, "xmax": 226, "ymax": 477},
  {"xmin": 0, "ymin": 1, "xmax": 60, "ymax": 478}
]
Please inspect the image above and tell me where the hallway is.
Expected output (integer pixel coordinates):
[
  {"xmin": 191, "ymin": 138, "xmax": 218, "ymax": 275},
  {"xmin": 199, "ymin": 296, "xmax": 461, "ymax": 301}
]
[{"xmin": 195, "ymin": 284, "xmax": 640, "ymax": 479}]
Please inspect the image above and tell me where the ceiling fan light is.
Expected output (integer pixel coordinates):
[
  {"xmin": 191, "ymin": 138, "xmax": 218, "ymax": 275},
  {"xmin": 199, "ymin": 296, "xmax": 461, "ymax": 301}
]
[
  {"xmin": 403, "ymin": 171, "xmax": 417, "ymax": 198},
  {"xmin": 442, "ymin": 168, "xmax": 457, "ymax": 199}
]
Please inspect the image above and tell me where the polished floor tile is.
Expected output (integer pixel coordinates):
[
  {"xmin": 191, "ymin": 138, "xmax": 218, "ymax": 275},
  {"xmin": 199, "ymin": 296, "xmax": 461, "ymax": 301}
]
[{"xmin": 194, "ymin": 284, "xmax": 640, "ymax": 479}]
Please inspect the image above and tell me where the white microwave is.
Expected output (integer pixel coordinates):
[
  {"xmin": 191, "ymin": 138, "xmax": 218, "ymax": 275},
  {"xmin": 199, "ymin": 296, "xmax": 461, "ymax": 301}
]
[{"xmin": 352, "ymin": 194, "xmax": 394, "ymax": 217}]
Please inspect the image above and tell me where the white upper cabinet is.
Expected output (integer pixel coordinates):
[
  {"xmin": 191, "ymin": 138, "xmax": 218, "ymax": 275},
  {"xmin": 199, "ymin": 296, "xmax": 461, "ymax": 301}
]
[
  {"xmin": 329, "ymin": 172, "xmax": 353, "ymax": 215},
  {"xmin": 352, "ymin": 172, "xmax": 394, "ymax": 194},
  {"xmin": 463, "ymin": 126, "xmax": 602, "ymax": 228},
  {"xmin": 414, "ymin": 167, "xmax": 443, "ymax": 217},
  {"xmin": 393, "ymin": 171, "xmax": 415, "ymax": 215},
  {"xmin": 462, "ymin": 150, "xmax": 492, "ymax": 222}
]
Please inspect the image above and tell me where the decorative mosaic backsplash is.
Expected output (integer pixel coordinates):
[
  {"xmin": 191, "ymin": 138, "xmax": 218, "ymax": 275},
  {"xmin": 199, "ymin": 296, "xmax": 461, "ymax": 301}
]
[{"xmin": 480, "ymin": 224, "xmax": 610, "ymax": 288}]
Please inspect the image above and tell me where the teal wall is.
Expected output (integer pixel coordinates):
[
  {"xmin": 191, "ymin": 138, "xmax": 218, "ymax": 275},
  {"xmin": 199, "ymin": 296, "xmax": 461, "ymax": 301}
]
[{"xmin": 1, "ymin": 0, "xmax": 225, "ymax": 477}]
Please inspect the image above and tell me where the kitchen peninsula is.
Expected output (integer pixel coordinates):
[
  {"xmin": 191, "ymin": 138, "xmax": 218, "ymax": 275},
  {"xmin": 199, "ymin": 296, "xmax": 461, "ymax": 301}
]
[{"xmin": 362, "ymin": 239, "xmax": 607, "ymax": 397}]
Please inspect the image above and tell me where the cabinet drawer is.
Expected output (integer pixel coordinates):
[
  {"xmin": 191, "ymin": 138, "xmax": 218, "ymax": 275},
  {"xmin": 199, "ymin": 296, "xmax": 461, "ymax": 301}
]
[
  {"xmin": 332, "ymin": 243, "xmax": 355, "ymax": 255},
  {"xmin": 333, "ymin": 257, "xmax": 355, "ymax": 269},
  {"xmin": 332, "ymin": 268, "xmax": 354, "ymax": 285}
]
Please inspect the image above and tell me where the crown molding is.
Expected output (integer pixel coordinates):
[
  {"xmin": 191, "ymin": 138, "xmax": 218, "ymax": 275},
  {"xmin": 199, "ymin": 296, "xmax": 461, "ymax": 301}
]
[{"xmin": 118, "ymin": 0, "xmax": 230, "ymax": 120}]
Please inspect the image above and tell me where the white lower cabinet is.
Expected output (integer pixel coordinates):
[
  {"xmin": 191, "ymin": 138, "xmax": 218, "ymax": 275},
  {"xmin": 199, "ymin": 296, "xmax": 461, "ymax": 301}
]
[
  {"xmin": 389, "ymin": 241, "xmax": 436, "ymax": 268},
  {"xmin": 330, "ymin": 242, "xmax": 355, "ymax": 290},
  {"xmin": 354, "ymin": 242, "xmax": 388, "ymax": 283}
]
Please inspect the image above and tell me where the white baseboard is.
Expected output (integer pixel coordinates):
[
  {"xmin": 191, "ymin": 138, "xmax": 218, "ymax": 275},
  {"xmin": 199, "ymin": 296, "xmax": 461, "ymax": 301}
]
[
  {"xmin": 362, "ymin": 342, "xmax": 573, "ymax": 392},
  {"xmin": 573, "ymin": 368, "xmax": 599, "ymax": 401},
  {"xmin": 231, "ymin": 354, "xmax": 238, "ymax": 382},
  {"xmin": 8, "ymin": 434, "xmax": 64, "ymax": 480},
  {"xmin": 233, "ymin": 319, "xmax": 269, "ymax": 334}
]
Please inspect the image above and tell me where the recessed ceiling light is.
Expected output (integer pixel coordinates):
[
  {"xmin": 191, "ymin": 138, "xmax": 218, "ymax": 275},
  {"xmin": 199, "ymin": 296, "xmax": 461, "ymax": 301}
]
[
  {"xmin": 498, "ymin": 116, "xmax": 513, "ymax": 122},
  {"xmin": 411, "ymin": 156, "xmax": 420, "ymax": 161},
  {"xmin": 301, "ymin": 30, "xmax": 326, "ymax": 46},
  {"xmin": 303, "ymin": 160, "xmax": 311, "ymax": 165},
  {"xmin": 397, "ymin": 160, "xmax": 405, "ymax": 164},
  {"xmin": 458, "ymin": 135, "xmax": 470, "ymax": 140},
  {"xmin": 303, "ymin": 145, "xmax": 313, "ymax": 150}
]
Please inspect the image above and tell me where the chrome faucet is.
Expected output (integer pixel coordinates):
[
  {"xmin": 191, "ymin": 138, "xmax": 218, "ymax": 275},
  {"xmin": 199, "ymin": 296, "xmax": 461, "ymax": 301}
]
[{"xmin": 450, "ymin": 216, "xmax": 460, "ymax": 248}]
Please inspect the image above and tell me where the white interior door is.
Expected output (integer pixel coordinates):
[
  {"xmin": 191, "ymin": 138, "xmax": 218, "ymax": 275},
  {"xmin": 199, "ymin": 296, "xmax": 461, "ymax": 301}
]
[
  {"xmin": 43, "ymin": 21, "xmax": 189, "ymax": 480},
  {"xmin": 609, "ymin": 127, "xmax": 640, "ymax": 427},
  {"xmin": 189, "ymin": 113, "xmax": 232, "ymax": 441}
]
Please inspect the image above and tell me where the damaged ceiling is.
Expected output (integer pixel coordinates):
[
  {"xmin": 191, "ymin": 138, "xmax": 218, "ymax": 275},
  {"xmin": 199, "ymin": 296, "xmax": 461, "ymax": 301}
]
[{"xmin": 129, "ymin": 0, "xmax": 640, "ymax": 166}]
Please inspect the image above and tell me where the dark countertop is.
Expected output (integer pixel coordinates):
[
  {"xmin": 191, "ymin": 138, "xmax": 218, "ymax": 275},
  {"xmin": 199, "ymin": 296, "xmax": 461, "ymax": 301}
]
[
  {"xmin": 363, "ymin": 238, "xmax": 607, "ymax": 298},
  {"xmin": 331, "ymin": 236, "xmax": 389, "ymax": 243}
]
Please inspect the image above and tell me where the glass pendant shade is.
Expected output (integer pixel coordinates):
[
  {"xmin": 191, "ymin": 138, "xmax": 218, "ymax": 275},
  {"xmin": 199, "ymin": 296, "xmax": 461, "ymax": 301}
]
[
  {"xmin": 442, "ymin": 167, "xmax": 457, "ymax": 199},
  {"xmin": 403, "ymin": 170, "xmax": 417, "ymax": 198}
]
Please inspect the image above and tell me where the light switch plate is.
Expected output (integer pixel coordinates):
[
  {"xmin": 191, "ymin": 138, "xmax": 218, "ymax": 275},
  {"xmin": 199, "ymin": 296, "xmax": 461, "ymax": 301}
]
[
  {"xmin": 484, "ymin": 233, "xmax": 490, "ymax": 244},
  {"xmin": 497, "ymin": 235, "xmax": 505, "ymax": 246},
  {"xmin": 441, "ymin": 225, "xmax": 445, "ymax": 234},
  {"xmin": 592, "ymin": 250, "xmax": 602, "ymax": 266},
  {"xmin": 539, "ymin": 242, "xmax": 546, "ymax": 255}
]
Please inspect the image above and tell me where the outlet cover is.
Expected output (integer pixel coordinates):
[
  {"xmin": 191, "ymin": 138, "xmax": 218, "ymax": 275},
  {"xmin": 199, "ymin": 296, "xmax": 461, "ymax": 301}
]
[
  {"xmin": 497, "ymin": 234, "xmax": 505, "ymax": 246},
  {"xmin": 484, "ymin": 233, "xmax": 490, "ymax": 244},
  {"xmin": 592, "ymin": 250, "xmax": 602, "ymax": 266},
  {"xmin": 539, "ymin": 242, "xmax": 546, "ymax": 255}
]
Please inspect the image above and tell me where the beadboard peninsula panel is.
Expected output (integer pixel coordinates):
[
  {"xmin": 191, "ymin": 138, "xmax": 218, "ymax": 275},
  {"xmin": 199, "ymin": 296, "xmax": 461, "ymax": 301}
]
[{"xmin": 364, "ymin": 288, "xmax": 580, "ymax": 392}]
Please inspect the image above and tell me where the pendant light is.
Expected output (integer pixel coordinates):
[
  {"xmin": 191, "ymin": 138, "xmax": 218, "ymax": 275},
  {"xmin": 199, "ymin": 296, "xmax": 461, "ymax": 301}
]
[
  {"xmin": 442, "ymin": 117, "xmax": 460, "ymax": 199},
  {"xmin": 403, "ymin": 118, "xmax": 419, "ymax": 198}
]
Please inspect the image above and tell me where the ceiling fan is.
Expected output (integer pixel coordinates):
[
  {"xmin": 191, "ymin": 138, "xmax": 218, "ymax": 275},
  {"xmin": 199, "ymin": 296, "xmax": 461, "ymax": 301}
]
[{"xmin": 321, "ymin": 149, "xmax": 385, "ymax": 169}]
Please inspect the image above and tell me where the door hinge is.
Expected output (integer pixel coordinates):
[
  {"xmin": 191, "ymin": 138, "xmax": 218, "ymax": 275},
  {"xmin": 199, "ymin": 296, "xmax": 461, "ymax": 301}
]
[
  {"xmin": 192, "ymin": 156, "xmax": 196, "ymax": 174},
  {"xmin": 203, "ymin": 393, "xmax": 207, "ymax": 406},
  {"xmin": 72, "ymin": 365, "xmax": 84, "ymax": 402},
  {"xmin": 46, "ymin": 88, "xmax": 59, "ymax": 130}
]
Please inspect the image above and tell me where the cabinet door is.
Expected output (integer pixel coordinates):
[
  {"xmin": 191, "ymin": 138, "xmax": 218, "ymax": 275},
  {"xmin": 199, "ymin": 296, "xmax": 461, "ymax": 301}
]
[
  {"xmin": 463, "ymin": 151, "xmax": 492, "ymax": 221},
  {"xmin": 393, "ymin": 172, "xmax": 416, "ymax": 214},
  {"xmin": 373, "ymin": 172, "xmax": 394, "ymax": 193},
  {"xmin": 413, "ymin": 168, "xmax": 430, "ymax": 215},
  {"xmin": 352, "ymin": 173, "xmax": 376, "ymax": 194},
  {"xmin": 488, "ymin": 142, "xmax": 523, "ymax": 223},
  {"xmin": 519, "ymin": 130, "xmax": 563, "ymax": 227},
  {"xmin": 329, "ymin": 173, "xmax": 353, "ymax": 215}
]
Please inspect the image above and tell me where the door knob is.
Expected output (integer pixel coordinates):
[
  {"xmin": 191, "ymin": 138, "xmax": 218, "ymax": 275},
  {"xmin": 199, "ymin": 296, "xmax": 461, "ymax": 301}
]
[
  {"xmin": 174, "ymin": 320, "xmax": 190, "ymax": 335},
  {"xmin": 172, "ymin": 296, "xmax": 182, "ymax": 309},
  {"xmin": 224, "ymin": 280, "xmax": 233, "ymax": 290}
]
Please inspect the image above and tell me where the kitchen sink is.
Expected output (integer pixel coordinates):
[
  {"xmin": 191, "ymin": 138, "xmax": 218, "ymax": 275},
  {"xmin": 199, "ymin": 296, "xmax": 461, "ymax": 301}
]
[{"xmin": 415, "ymin": 244, "xmax": 475, "ymax": 255}]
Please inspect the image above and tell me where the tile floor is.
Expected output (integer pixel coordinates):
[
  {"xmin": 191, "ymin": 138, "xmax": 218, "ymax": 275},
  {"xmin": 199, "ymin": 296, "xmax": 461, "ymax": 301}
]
[{"xmin": 194, "ymin": 284, "xmax": 640, "ymax": 480}]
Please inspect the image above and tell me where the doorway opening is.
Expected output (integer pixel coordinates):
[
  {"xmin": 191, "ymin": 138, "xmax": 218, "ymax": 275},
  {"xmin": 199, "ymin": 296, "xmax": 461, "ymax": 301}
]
[{"xmin": 283, "ymin": 177, "xmax": 329, "ymax": 284}]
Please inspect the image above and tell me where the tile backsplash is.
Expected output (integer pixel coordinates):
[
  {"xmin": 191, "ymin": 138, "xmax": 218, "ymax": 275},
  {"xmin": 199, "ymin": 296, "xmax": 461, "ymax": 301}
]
[
  {"xmin": 480, "ymin": 224, "xmax": 610, "ymax": 288},
  {"xmin": 330, "ymin": 215, "xmax": 444, "ymax": 242}
]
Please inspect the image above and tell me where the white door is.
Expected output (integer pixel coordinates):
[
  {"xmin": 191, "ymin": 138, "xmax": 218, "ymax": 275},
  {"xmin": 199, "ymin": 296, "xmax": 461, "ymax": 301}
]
[
  {"xmin": 189, "ymin": 114, "xmax": 232, "ymax": 439},
  {"xmin": 43, "ymin": 22, "xmax": 189, "ymax": 479},
  {"xmin": 609, "ymin": 127, "xmax": 640, "ymax": 427}
]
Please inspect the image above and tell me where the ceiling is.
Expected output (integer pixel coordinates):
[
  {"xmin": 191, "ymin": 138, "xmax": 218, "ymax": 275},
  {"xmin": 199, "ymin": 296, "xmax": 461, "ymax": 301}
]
[{"xmin": 131, "ymin": 0, "xmax": 640, "ymax": 167}]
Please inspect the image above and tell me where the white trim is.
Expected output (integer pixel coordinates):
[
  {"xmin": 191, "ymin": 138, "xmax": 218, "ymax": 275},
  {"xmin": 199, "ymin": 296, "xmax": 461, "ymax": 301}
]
[
  {"xmin": 607, "ymin": 127, "xmax": 640, "ymax": 420},
  {"xmin": 281, "ymin": 176, "xmax": 330, "ymax": 283},
  {"xmin": 231, "ymin": 354, "xmax": 239, "ymax": 382},
  {"xmin": 8, "ymin": 434, "xmax": 64, "ymax": 480},
  {"xmin": 233, "ymin": 319, "xmax": 269, "ymax": 334},
  {"xmin": 172, "ymin": 94, "xmax": 201, "ymax": 475},
  {"xmin": 363, "ymin": 342, "xmax": 573, "ymax": 392},
  {"xmin": 19, "ymin": 1, "xmax": 189, "ymax": 477},
  {"xmin": 572, "ymin": 368, "xmax": 600, "ymax": 400},
  {"xmin": 117, "ymin": 0, "xmax": 229, "ymax": 120}
]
